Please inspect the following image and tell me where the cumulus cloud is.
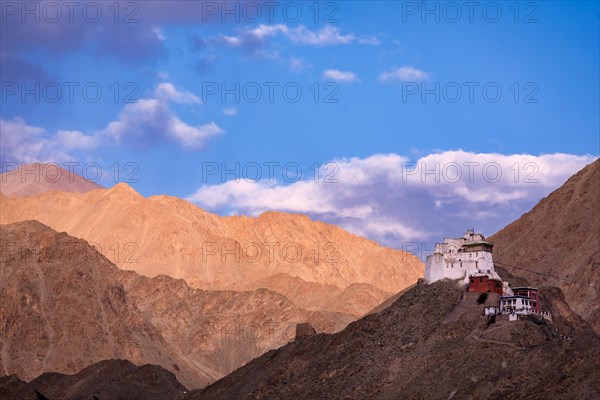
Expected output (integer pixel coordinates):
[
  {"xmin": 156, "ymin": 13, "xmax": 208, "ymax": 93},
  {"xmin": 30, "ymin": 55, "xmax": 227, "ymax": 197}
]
[
  {"xmin": 322, "ymin": 69, "xmax": 357, "ymax": 83},
  {"xmin": 0, "ymin": 117, "xmax": 99, "ymax": 163},
  {"xmin": 379, "ymin": 66, "xmax": 430, "ymax": 82},
  {"xmin": 217, "ymin": 24, "xmax": 379, "ymax": 50},
  {"xmin": 186, "ymin": 151, "xmax": 596, "ymax": 248},
  {"xmin": 1, "ymin": 82, "xmax": 223, "ymax": 162},
  {"xmin": 358, "ymin": 36, "xmax": 382, "ymax": 45},
  {"xmin": 154, "ymin": 82, "xmax": 200, "ymax": 103},
  {"xmin": 100, "ymin": 82, "xmax": 222, "ymax": 149},
  {"xmin": 285, "ymin": 25, "xmax": 356, "ymax": 45}
]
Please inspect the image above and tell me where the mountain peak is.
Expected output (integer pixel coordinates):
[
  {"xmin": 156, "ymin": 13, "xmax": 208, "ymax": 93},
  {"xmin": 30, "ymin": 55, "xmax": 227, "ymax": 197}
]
[
  {"xmin": 0, "ymin": 163, "xmax": 103, "ymax": 197},
  {"xmin": 104, "ymin": 182, "xmax": 141, "ymax": 198},
  {"xmin": 258, "ymin": 210, "xmax": 313, "ymax": 222}
]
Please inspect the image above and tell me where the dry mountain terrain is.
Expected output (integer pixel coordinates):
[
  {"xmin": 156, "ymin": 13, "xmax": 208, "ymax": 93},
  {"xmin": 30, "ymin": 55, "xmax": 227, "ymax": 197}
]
[
  {"xmin": 489, "ymin": 157, "xmax": 600, "ymax": 334},
  {"xmin": 3, "ymin": 160, "xmax": 600, "ymax": 399},
  {"xmin": 6, "ymin": 277, "xmax": 598, "ymax": 399},
  {"xmin": 0, "ymin": 165, "xmax": 423, "ymax": 317},
  {"xmin": 184, "ymin": 279, "xmax": 600, "ymax": 400},
  {"xmin": 0, "ymin": 221, "xmax": 351, "ymax": 390},
  {"xmin": 0, "ymin": 359, "xmax": 187, "ymax": 400}
]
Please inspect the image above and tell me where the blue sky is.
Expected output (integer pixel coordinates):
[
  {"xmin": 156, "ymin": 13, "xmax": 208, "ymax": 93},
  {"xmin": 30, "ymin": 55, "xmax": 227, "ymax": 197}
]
[{"xmin": 1, "ymin": 1, "xmax": 598, "ymax": 252}]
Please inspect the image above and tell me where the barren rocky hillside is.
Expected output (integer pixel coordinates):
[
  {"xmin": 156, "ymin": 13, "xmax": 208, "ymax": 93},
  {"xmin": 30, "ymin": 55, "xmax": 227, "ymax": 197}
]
[
  {"xmin": 0, "ymin": 359, "xmax": 187, "ymax": 400},
  {"xmin": 184, "ymin": 279, "xmax": 600, "ymax": 400},
  {"xmin": 489, "ymin": 158, "xmax": 600, "ymax": 334},
  {"xmin": 0, "ymin": 221, "xmax": 349, "ymax": 390},
  {"xmin": 6, "ymin": 279, "xmax": 598, "ymax": 400}
]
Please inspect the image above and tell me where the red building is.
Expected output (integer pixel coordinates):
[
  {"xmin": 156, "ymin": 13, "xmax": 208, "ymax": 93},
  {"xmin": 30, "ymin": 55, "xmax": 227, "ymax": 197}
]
[
  {"xmin": 467, "ymin": 274, "xmax": 503, "ymax": 295},
  {"xmin": 512, "ymin": 287, "xmax": 540, "ymax": 312}
]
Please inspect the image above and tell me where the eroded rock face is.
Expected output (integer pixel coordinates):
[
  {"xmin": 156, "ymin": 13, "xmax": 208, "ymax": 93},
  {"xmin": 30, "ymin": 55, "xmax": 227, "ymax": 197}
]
[
  {"xmin": 0, "ymin": 221, "xmax": 350, "ymax": 389},
  {"xmin": 489, "ymin": 158, "xmax": 600, "ymax": 335},
  {"xmin": 0, "ymin": 221, "xmax": 200, "ymax": 388},
  {"xmin": 0, "ymin": 177, "xmax": 423, "ymax": 317}
]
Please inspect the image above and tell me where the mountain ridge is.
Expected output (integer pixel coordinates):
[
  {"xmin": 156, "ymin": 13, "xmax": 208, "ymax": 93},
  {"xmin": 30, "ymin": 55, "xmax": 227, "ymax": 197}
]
[
  {"xmin": 488, "ymin": 157, "xmax": 600, "ymax": 334},
  {"xmin": 0, "ymin": 220, "xmax": 351, "ymax": 389},
  {"xmin": 0, "ymin": 171, "xmax": 423, "ymax": 317}
]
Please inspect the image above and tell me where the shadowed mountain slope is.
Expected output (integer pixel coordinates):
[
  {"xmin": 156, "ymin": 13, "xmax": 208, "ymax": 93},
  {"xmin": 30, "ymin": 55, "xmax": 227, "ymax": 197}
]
[
  {"xmin": 184, "ymin": 279, "xmax": 600, "ymax": 400},
  {"xmin": 488, "ymin": 158, "xmax": 600, "ymax": 334},
  {"xmin": 0, "ymin": 221, "xmax": 349, "ymax": 389},
  {"xmin": 1, "ymin": 359, "xmax": 186, "ymax": 400}
]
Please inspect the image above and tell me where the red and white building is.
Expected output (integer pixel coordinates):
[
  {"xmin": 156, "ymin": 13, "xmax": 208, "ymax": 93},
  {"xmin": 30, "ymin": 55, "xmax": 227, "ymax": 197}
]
[
  {"xmin": 467, "ymin": 274, "xmax": 503, "ymax": 296},
  {"xmin": 511, "ymin": 287, "xmax": 540, "ymax": 313},
  {"xmin": 500, "ymin": 287, "xmax": 550, "ymax": 320},
  {"xmin": 499, "ymin": 296, "xmax": 534, "ymax": 315}
]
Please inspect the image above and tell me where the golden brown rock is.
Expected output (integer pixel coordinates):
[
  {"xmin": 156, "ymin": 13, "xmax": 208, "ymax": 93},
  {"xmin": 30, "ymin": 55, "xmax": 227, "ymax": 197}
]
[{"xmin": 0, "ymin": 181, "xmax": 423, "ymax": 317}]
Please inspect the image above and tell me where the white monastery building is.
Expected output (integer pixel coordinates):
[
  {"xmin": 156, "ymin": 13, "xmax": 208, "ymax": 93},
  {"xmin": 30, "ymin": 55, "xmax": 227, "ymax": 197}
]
[
  {"xmin": 424, "ymin": 229, "xmax": 551, "ymax": 322},
  {"xmin": 425, "ymin": 229, "xmax": 502, "ymax": 285}
]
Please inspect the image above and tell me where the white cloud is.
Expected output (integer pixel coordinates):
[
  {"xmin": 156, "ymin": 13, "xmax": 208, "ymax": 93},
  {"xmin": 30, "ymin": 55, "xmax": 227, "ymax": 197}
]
[
  {"xmin": 223, "ymin": 107, "xmax": 238, "ymax": 116},
  {"xmin": 289, "ymin": 57, "xmax": 312, "ymax": 73},
  {"xmin": 1, "ymin": 82, "xmax": 223, "ymax": 162},
  {"xmin": 154, "ymin": 82, "xmax": 200, "ymax": 104},
  {"xmin": 358, "ymin": 36, "xmax": 381, "ymax": 45},
  {"xmin": 101, "ymin": 83, "xmax": 222, "ymax": 149},
  {"xmin": 218, "ymin": 24, "xmax": 378, "ymax": 48},
  {"xmin": 186, "ymin": 151, "xmax": 596, "ymax": 247},
  {"xmin": 248, "ymin": 24, "xmax": 288, "ymax": 40},
  {"xmin": 285, "ymin": 25, "xmax": 355, "ymax": 45},
  {"xmin": 342, "ymin": 217, "xmax": 429, "ymax": 243},
  {"xmin": 379, "ymin": 66, "xmax": 430, "ymax": 82},
  {"xmin": 220, "ymin": 34, "xmax": 243, "ymax": 46},
  {"xmin": 322, "ymin": 69, "xmax": 357, "ymax": 83},
  {"xmin": 153, "ymin": 27, "xmax": 166, "ymax": 41},
  {"xmin": 168, "ymin": 120, "xmax": 222, "ymax": 149},
  {"xmin": 0, "ymin": 117, "xmax": 99, "ymax": 163}
]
